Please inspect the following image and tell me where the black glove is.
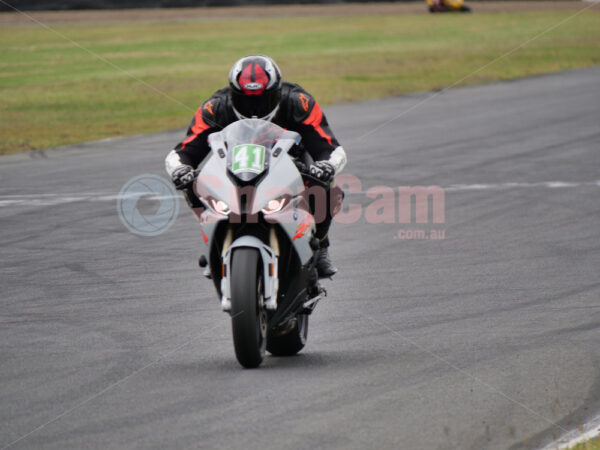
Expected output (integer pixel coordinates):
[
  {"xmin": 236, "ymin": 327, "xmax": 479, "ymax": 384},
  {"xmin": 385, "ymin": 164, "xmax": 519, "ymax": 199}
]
[
  {"xmin": 309, "ymin": 161, "xmax": 335, "ymax": 182},
  {"xmin": 171, "ymin": 165, "xmax": 195, "ymax": 190}
]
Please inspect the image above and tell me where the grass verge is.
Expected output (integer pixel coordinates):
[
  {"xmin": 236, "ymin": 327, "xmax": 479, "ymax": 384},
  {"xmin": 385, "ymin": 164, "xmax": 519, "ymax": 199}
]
[
  {"xmin": 569, "ymin": 436, "xmax": 600, "ymax": 450},
  {"xmin": 1, "ymin": 10, "xmax": 599, "ymax": 154}
]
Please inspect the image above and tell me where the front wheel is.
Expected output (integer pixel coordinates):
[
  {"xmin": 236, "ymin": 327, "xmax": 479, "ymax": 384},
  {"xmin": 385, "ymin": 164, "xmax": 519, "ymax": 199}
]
[
  {"xmin": 230, "ymin": 248, "xmax": 267, "ymax": 368},
  {"xmin": 267, "ymin": 314, "xmax": 309, "ymax": 356}
]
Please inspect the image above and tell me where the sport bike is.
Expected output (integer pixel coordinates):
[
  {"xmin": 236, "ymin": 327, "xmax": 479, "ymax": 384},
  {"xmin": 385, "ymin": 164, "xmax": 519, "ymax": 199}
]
[{"xmin": 187, "ymin": 119, "xmax": 330, "ymax": 368}]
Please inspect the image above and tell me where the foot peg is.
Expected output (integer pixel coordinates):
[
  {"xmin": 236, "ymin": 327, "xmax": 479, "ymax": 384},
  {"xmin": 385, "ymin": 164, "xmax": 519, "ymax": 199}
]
[{"xmin": 302, "ymin": 287, "xmax": 326, "ymax": 314}]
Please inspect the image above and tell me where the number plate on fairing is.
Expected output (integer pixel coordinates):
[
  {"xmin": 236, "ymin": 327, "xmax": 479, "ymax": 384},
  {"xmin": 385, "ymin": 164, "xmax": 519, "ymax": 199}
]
[{"xmin": 232, "ymin": 144, "xmax": 266, "ymax": 175}]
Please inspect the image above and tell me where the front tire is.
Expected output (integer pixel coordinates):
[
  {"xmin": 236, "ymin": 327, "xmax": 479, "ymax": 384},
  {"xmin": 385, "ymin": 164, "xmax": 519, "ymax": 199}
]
[
  {"xmin": 230, "ymin": 248, "xmax": 266, "ymax": 368},
  {"xmin": 267, "ymin": 314, "xmax": 309, "ymax": 356}
]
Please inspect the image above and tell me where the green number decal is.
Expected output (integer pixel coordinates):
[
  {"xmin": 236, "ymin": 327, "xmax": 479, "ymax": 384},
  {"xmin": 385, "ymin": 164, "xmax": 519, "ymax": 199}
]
[{"xmin": 232, "ymin": 144, "xmax": 266, "ymax": 174}]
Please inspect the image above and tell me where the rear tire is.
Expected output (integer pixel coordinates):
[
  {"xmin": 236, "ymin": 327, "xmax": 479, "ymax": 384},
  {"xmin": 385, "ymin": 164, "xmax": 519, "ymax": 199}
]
[
  {"xmin": 230, "ymin": 248, "xmax": 266, "ymax": 368},
  {"xmin": 267, "ymin": 314, "xmax": 309, "ymax": 357}
]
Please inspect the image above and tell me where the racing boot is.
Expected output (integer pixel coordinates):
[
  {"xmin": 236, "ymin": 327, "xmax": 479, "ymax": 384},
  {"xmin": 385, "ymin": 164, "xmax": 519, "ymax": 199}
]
[
  {"xmin": 199, "ymin": 256, "xmax": 211, "ymax": 279},
  {"xmin": 316, "ymin": 247, "xmax": 337, "ymax": 278}
]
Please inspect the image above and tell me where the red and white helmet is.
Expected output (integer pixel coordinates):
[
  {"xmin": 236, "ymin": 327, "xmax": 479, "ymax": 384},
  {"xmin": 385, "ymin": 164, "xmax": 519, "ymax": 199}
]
[{"xmin": 229, "ymin": 55, "xmax": 282, "ymax": 121}]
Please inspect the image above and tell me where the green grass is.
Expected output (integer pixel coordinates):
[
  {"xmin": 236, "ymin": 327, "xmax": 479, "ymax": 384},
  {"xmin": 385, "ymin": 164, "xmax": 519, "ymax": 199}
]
[
  {"xmin": 1, "ymin": 11, "xmax": 599, "ymax": 154},
  {"xmin": 570, "ymin": 436, "xmax": 600, "ymax": 450}
]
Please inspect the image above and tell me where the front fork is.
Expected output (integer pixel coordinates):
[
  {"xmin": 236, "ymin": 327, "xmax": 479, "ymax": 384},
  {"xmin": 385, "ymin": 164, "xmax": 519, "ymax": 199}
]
[{"xmin": 219, "ymin": 226, "xmax": 280, "ymax": 313}]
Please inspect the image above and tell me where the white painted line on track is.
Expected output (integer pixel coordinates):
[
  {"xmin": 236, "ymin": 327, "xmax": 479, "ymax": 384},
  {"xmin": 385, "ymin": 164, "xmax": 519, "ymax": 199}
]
[
  {"xmin": 445, "ymin": 181, "xmax": 600, "ymax": 191},
  {"xmin": 0, "ymin": 193, "xmax": 177, "ymax": 208},
  {"xmin": 1, "ymin": 181, "xmax": 599, "ymax": 208},
  {"xmin": 345, "ymin": 180, "xmax": 600, "ymax": 196},
  {"xmin": 541, "ymin": 412, "xmax": 600, "ymax": 449}
]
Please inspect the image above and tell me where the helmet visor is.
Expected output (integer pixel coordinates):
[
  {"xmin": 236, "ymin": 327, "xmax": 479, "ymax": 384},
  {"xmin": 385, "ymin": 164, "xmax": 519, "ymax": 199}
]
[{"xmin": 231, "ymin": 89, "xmax": 280, "ymax": 119}]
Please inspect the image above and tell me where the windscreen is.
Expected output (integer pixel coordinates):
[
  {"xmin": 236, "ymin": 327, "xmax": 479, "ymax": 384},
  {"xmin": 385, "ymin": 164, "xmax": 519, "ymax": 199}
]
[
  {"xmin": 222, "ymin": 119, "xmax": 287, "ymax": 181},
  {"xmin": 221, "ymin": 119, "xmax": 286, "ymax": 151}
]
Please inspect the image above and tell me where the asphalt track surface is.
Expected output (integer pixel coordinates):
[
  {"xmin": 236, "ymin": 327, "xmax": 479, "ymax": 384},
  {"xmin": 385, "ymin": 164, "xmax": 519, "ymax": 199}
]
[{"xmin": 1, "ymin": 67, "xmax": 599, "ymax": 450}]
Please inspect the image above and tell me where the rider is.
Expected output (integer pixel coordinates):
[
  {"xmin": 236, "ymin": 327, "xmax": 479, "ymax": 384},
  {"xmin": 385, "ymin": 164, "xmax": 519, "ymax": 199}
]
[{"xmin": 164, "ymin": 55, "xmax": 347, "ymax": 278}]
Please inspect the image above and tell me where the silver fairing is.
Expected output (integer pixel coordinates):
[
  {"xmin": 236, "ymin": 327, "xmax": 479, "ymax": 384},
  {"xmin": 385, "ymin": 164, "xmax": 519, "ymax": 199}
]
[{"xmin": 192, "ymin": 119, "xmax": 316, "ymax": 269}]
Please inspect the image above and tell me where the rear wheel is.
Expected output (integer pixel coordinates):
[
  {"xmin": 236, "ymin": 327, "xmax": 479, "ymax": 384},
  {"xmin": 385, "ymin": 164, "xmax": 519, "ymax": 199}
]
[
  {"xmin": 267, "ymin": 314, "xmax": 309, "ymax": 356},
  {"xmin": 230, "ymin": 248, "xmax": 266, "ymax": 368}
]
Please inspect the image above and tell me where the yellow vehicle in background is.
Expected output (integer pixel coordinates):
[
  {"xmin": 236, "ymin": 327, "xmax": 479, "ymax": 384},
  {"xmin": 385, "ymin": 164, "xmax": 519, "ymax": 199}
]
[{"xmin": 426, "ymin": 0, "xmax": 471, "ymax": 13}]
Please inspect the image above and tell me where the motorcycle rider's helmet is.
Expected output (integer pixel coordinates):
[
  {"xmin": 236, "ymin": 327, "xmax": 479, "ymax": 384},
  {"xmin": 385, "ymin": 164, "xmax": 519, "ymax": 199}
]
[{"xmin": 229, "ymin": 55, "xmax": 282, "ymax": 121}]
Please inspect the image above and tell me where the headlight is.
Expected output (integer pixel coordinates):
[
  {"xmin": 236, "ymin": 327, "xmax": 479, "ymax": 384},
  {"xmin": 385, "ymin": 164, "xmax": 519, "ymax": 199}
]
[
  {"xmin": 207, "ymin": 198, "xmax": 230, "ymax": 215},
  {"xmin": 261, "ymin": 197, "xmax": 287, "ymax": 215}
]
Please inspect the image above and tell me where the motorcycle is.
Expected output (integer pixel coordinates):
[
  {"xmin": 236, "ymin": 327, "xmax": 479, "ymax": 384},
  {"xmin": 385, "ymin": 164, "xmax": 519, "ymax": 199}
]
[
  {"xmin": 186, "ymin": 119, "xmax": 330, "ymax": 368},
  {"xmin": 426, "ymin": 0, "xmax": 471, "ymax": 12}
]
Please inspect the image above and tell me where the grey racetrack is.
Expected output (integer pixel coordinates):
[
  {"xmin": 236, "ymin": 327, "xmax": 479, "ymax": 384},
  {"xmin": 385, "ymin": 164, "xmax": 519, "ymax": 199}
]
[{"xmin": 1, "ymin": 67, "xmax": 599, "ymax": 450}]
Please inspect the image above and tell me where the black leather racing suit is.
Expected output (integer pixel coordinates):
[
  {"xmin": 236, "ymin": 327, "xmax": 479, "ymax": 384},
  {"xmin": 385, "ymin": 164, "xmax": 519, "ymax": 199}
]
[{"xmin": 166, "ymin": 81, "xmax": 345, "ymax": 246}]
